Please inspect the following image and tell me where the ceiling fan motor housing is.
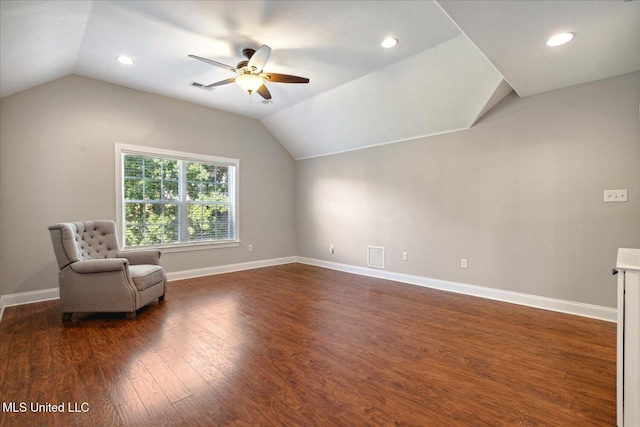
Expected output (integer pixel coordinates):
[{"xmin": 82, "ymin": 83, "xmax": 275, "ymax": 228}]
[{"xmin": 242, "ymin": 48, "xmax": 256, "ymax": 59}]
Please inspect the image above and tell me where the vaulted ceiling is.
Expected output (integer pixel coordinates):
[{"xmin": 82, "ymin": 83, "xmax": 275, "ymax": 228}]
[{"xmin": 1, "ymin": 1, "xmax": 638, "ymax": 159}]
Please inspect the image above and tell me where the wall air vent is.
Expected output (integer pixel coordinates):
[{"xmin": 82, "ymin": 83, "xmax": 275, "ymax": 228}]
[{"xmin": 367, "ymin": 246, "xmax": 385, "ymax": 269}]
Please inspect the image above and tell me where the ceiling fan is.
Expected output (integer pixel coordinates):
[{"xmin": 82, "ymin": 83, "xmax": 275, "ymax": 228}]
[{"xmin": 188, "ymin": 45, "xmax": 309, "ymax": 101}]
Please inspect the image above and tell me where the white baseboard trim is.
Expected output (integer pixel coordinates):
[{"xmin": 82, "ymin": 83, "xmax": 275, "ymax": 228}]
[
  {"xmin": 0, "ymin": 257, "xmax": 296, "ymax": 323},
  {"xmin": 166, "ymin": 256, "xmax": 297, "ymax": 281},
  {"xmin": 295, "ymin": 257, "xmax": 617, "ymax": 323},
  {"xmin": 0, "ymin": 288, "xmax": 60, "ymax": 323},
  {"xmin": 0, "ymin": 256, "xmax": 616, "ymax": 324},
  {"xmin": 1, "ymin": 287, "xmax": 60, "ymax": 307}
]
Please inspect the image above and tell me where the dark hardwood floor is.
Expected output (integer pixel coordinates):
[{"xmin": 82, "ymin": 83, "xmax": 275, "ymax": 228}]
[{"xmin": 0, "ymin": 263, "xmax": 616, "ymax": 426}]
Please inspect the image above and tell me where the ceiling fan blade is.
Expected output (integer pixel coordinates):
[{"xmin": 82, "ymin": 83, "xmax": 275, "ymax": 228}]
[
  {"xmin": 257, "ymin": 84, "xmax": 272, "ymax": 100},
  {"xmin": 248, "ymin": 45, "xmax": 271, "ymax": 73},
  {"xmin": 264, "ymin": 73, "xmax": 310, "ymax": 84},
  {"xmin": 204, "ymin": 77, "xmax": 236, "ymax": 88},
  {"xmin": 188, "ymin": 54, "xmax": 236, "ymax": 72},
  {"xmin": 191, "ymin": 82, "xmax": 214, "ymax": 90}
]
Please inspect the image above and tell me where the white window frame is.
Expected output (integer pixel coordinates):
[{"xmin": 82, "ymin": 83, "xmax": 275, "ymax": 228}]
[{"xmin": 115, "ymin": 143, "xmax": 240, "ymax": 252}]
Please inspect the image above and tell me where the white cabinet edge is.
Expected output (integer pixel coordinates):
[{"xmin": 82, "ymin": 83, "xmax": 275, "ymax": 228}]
[{"xmin": 617, "ymin": 248, "xmax": 640, "ymax": 271}]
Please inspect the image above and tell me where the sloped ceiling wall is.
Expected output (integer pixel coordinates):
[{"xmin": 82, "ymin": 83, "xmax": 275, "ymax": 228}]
[
  {"xmin": 1, "ymin": 0, "xmax": 514, "ymax": 161},
  {"xmin": 1, "ymin": 1, "xmax": 638, "ymax": 160},
  {"xmin": 263, "ymin": 35, "xmax": 510, "ymax": 159}
]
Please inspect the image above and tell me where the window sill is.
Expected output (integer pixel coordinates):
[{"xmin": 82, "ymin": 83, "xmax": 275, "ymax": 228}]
[{"xmin": 121, "ymin": 240, "xmax": 241, "ymax": 254}]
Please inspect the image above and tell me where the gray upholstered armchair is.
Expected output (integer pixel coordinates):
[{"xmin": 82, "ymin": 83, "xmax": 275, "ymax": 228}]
[{"xmin": 48, "ymin": 220, "xmax": 166, "ymax": 320}]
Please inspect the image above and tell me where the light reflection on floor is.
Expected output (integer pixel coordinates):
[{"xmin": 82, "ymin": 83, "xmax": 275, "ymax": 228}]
[{"xmin": 115, "ymin": 292, "xmax": 246, "ymax": 416}]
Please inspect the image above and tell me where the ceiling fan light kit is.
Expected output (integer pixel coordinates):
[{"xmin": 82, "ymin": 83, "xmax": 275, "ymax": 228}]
[
  {"xmin": 189, "ymin": 44, "xmax": 309, "ymax": 101},
  {"xmin": 236, "ymin": 74, "xmax": 264, "ymax": 93}
]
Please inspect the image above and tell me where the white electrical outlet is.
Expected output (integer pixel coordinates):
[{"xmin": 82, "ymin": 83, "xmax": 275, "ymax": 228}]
[
  {"xmin": 604, "ymin": 189, "xmax": 628, "ymax": 202},
  {"xmin": 248, "ymin": 244, "xmax": 253, "ymax": 252},
  {"xmin": 461, "ymin": 259, "xmax": 468, "ymax": 269},
  {"xmin": 330, "ymin": 244, "xmax": 334, "ymax": 254},
  {"xmin": 402, "ymin": 252, "xmax": 408, "ymax": 261}
]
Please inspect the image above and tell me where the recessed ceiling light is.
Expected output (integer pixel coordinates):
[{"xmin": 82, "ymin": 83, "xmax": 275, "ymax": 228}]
[
  {"xmin": 545, "ymin": 32, "xmax": 575, "ymax": 47},
  {"xmin": 116, "ymin": 55, "xmax": 134, "ymax": 65},
  {"xmin": 381, "ymin": 37, "xmax": 398, "ymax": 49}
]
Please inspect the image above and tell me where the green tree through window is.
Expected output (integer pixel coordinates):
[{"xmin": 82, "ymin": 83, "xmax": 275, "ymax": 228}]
[{"xmin": 121, "ymin": 150, "xmax": 237, "ymax": 248}]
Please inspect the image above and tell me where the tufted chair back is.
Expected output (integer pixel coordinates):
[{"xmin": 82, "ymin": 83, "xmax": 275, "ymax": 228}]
[{"xmin": 49, "ymin": 220, "xmax": 120, "ymax": 270}]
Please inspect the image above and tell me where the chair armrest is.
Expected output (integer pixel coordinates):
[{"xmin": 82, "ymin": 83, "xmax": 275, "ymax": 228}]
[
  {"xmin": 117, "ymin": 249, "xmax": 161, "ymax": 265},
  {"xmin": 69, "ymin": 258, "xmax": 128, "ymax": 274}
]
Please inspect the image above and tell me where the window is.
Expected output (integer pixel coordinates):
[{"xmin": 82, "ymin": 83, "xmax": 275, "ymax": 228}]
[{"xmin": 115, "ymin": 144, "xmax": 238, "ymax": 249}]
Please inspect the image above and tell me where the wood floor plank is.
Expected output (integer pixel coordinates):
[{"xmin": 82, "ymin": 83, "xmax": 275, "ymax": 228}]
[
  {"xmin": 101, "ymin": 362, "xmax": 153, "ymax": 427},
  {"xmin": 45, "ymin": 302, "xmax": 94, "ymax": 427},
  {"xmin": 26, "ymin": 303, "xmax": 59, "ymax": 426},
  {"xmin": 130, "ymin": 375, "xmax": 184, "ymax": 425},
  {"xmin": 5, "ymin": 305, "xmax": 32, "ymax": 381},
  {"xmin": 139, "ymin": 349, "xmax": 192, "ymax": 404},
  {"xmin": 172, "ymin": 395, "xmax": 220, "ymax": 427},
  {"xmin": 156, "ymin": 346, "xmax": 242, "ymax": 424},
  {"xmin": 0, "ymin": 303, "xmax": 17, "ymax": 387},
  {"xmin": 1, "ymin": 305, "xmax": 34, "ymax": 426},
  {"xmin": 0, "ymin": 263, "xmax": 616, "ymax": 425}
]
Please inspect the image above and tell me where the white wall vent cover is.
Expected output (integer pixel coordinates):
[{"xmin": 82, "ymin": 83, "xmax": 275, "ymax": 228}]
[{"xmin": 367, "ymin": 246, "xmax": 385, "ymax": 269}]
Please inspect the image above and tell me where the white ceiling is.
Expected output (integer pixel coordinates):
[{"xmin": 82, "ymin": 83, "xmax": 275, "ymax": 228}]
[{"xmin": 1, "ymin": 1, "xmax": 638, "ymax": 159}]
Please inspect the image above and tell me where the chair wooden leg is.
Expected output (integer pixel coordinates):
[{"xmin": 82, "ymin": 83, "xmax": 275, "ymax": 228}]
[
  {"xmin": 126, "ymin": 311, "xmax": 136, "ymax": 320},
  {"xmin": 62, "ymin": 313, "xmax": 73, "ymax": 322}
]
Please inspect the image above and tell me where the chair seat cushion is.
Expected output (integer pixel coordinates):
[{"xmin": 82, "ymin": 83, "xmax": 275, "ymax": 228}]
[{"xmin": 129, "ymin": 264, "xmax": 165, "ymax": 291}]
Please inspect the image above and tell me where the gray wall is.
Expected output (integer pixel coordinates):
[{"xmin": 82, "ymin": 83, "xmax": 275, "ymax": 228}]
[
  {"xmin": 296, "ymin": 72, "xmax": 640, "ymax": 308},
  {"xmin": 1, "ymin": 72, "xmax": 638, "ymax": 309},
  {"xmin": 0, "ymin": 75, "xmax": 296, "ymax": 296}
]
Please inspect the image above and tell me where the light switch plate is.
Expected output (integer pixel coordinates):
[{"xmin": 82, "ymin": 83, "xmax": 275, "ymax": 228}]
[{"xmin": 604, "ymin": 189, "xmax": 628, "ymax": 202}]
